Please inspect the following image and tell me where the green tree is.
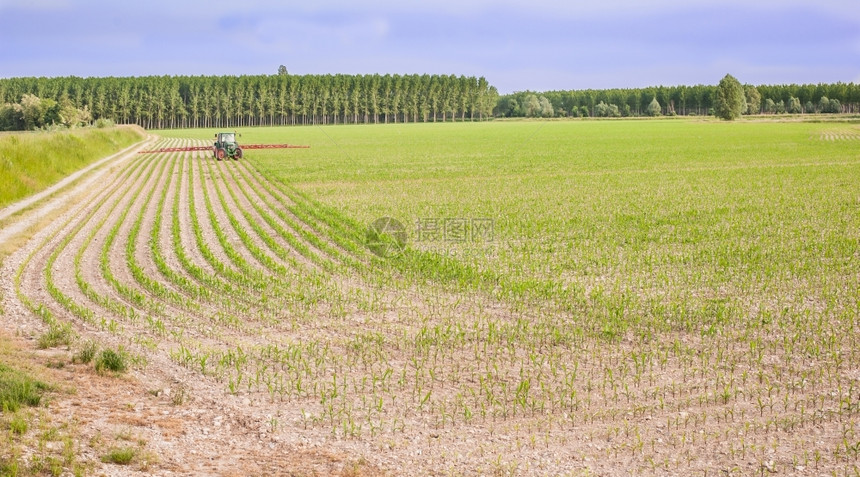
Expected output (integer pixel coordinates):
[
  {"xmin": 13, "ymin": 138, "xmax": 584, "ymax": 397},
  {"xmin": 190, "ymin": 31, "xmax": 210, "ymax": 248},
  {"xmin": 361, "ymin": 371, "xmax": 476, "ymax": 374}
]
[
  {"xmin": 744, "ymin": 85, "xmax": 761, "ymax": 114},
  {"xmin": 775, "ymin": 100, "xmax": 786, "ymax": 114},
  {"xmin": 0, "ymin": 103, "xmax": 23, "ymax": 130},
  {"xmin": 538, "ymin": 95, "xmax": 554, "ymax": 117},
  {"xmin": 714, "ymin": 74, "xmax": 746, "ymax": 120},
  {"xmin": 20, "ymin": 94, "xmax": 45, "ymax": 129},
  {"xmin": 522, "ymin": 94, "xmax": 541, "ymax": 117},
  {"xmin": 495, "ymin": 96, "xmax": 519, "ymax": 117},
  {"xmin": 646, "ymin": 97, "xmax": 661, "ymax": 116},
  {"xmin": 58, "ymin": 97, "xmax": 83, "ymax": 127},
  {"xmin": 787, "ymin": 97, "xmax": 802, "ymax": 114},
  {"xmin": 594, "ymin": 101, "xmax": 620, "ymax": 117},
  {"xmin": 818, "ymin": 96, "xmax": 830, "ymax": 113}
]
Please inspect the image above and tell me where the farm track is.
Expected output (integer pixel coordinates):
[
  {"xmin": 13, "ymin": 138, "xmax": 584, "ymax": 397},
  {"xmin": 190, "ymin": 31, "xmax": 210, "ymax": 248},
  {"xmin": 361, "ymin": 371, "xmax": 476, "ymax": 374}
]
[{"xmin": 2, "ymin": 137, "xmax": 858, "ymax": 475}]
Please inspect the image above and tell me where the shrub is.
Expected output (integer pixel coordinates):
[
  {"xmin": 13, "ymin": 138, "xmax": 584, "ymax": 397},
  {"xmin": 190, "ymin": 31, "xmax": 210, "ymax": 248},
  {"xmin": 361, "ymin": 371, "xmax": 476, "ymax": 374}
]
[
  {"xmin": 9, "ymin": 414, "xmax": 28, "ymax": 434},
  {"xmin": 36, "ymin": 323, "xmax": 73, "ymax": 349},
  {"xmin": 102, "ymin": 447, "xmax": 136, "ymax": 465},
  {"xmin": 94, "ymin": 348, "xmax": 127, "ymax": 374},
  {"xmin": 73, "ymin": 340, "xmax": 98, "ymax": 364},
  {"xmin": 94, "ymin": 118, "xmax": 115, "ymax": 129}
]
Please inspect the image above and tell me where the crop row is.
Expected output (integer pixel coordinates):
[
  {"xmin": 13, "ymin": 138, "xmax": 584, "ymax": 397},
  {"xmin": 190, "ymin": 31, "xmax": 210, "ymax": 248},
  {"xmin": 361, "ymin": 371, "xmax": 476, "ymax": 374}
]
[{"xmin": 12, "ymin": 138, "xmax": 858, "ymax": 474}]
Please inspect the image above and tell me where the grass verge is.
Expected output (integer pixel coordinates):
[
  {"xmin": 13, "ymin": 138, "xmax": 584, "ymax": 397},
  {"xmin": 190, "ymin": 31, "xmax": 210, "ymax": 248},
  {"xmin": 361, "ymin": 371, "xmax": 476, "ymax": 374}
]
[{"xmin": 0, "ymin": 126, "xmax": 143, "ymax": 209}]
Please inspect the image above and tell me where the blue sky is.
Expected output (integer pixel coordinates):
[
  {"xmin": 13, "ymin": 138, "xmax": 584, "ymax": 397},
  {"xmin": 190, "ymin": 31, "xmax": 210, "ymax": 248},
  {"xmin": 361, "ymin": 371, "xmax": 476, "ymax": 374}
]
[{"xmin": 1, "ymin": 0, "xmax": 858, "ymax": 93}]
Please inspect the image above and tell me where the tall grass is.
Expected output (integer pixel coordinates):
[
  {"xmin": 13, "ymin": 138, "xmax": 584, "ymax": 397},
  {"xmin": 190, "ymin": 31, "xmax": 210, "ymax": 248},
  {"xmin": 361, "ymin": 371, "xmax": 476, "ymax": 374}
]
[
  {"xmin": 0, "ymin": 361, "xmax": 49, "ymax": 413},
  {"xmin": 0, "ymin": 127, "xmax": 143, "ymax": 208}
]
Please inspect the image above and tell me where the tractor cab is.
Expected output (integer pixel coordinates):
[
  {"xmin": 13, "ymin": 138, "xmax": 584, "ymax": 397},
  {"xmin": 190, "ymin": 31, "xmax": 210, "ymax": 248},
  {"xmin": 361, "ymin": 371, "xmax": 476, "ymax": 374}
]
[{"xmin": 213, "ymin": 132, "xmax": 243, "ymax": 160}]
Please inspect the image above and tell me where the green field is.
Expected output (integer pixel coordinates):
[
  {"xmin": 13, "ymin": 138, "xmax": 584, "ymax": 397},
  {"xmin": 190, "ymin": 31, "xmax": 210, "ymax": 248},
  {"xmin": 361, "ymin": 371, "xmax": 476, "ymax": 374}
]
[
  {"xmin": 159, "ymin": 120, "xmax": 860, "ymax": 326},
  {"xmin": 22, "ymin": 119, "xmax": 854, "ymax": 474}
]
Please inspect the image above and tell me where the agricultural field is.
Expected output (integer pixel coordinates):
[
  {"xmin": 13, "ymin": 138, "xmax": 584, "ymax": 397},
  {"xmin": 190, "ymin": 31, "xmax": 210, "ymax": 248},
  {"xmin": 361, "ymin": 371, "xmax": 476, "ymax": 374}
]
[{"xmin": 2, "ymin": 119, "xmax": 859, "ymax": 475}]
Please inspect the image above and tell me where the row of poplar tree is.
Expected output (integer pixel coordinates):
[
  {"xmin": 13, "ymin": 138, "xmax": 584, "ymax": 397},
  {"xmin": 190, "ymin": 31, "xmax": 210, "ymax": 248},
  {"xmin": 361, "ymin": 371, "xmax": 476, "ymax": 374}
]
[
  {"xmin": 0, "ymin": 73, "xmax": 499, "ymax": 130},
  {"xmin": 497, "ymin": 82, "xmax": 860, "ymax": 118},
  {"xmin": 2, "ymin": 73, "xmax": 858, "ymax": 130}
]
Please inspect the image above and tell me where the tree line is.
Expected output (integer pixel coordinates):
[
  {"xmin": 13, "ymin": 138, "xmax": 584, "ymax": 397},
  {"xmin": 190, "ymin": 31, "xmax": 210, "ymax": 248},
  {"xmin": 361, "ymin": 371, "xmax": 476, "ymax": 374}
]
[
  {"xmin": 0, "ymin": 74, "xmax": 499, "ymax": 130},
  {"xmin": 2, "ymin": 73, "xmax": 858, "ymax": 130},
  {"xmin": 0, "ymin": 93, "xmax": 94, "ymax": 131},
  {"xmin": 496, "ymin": 82, "xmax": 860, "ymax": 118}
]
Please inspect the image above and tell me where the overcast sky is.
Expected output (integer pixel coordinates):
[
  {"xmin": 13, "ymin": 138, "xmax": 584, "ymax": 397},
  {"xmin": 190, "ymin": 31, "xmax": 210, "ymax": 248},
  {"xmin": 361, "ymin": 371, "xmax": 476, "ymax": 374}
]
[{"xmin": 1, "ymin": 0, "xmax": 858, "ymax": 93}]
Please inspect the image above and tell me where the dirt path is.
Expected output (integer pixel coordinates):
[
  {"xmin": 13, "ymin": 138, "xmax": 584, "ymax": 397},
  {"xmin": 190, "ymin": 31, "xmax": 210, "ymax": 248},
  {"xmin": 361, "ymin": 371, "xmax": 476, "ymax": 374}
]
[{"xmin": 0, "ymin": 135, "xmax": 155, "ymax": 243}]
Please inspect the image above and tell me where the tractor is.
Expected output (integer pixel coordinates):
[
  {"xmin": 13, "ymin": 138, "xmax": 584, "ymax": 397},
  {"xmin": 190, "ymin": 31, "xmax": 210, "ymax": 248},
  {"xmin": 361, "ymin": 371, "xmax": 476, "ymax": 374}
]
[
  {"xmin": 139, "ymin": 135, "xmax": 309, "ymax": 156},
  {"xmin": 213, "ymin": 132, "xmax": 243, "ymax": 160}
]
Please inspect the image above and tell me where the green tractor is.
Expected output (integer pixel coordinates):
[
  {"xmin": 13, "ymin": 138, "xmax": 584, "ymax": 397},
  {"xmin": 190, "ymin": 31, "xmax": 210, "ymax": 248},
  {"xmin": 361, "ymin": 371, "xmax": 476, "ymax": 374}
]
[{"xmin": 213, "ymin": 132, "xmax": 243, "ymax": 160}]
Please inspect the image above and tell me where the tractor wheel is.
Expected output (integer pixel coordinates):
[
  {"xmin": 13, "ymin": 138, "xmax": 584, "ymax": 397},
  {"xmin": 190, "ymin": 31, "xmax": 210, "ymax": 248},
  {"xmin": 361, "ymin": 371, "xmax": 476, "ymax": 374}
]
[
  {"xmin": 216, "ymin": 148, "xmax": 226, "ymax": 161},
  {"xmin": 234, "ymin": 148, "xmax": 243, "ymax": 160}
]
